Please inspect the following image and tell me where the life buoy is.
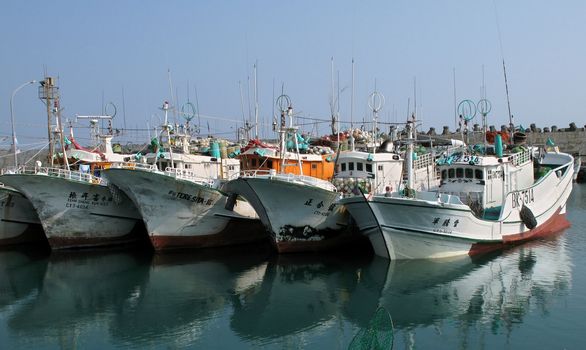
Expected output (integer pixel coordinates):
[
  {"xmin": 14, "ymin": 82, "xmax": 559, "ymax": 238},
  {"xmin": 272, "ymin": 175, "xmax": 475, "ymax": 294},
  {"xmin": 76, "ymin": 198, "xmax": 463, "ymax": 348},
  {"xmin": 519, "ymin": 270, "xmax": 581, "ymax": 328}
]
[{"xmin": 519, "ymin": 205, "xmax": 537, "ymax": 230}]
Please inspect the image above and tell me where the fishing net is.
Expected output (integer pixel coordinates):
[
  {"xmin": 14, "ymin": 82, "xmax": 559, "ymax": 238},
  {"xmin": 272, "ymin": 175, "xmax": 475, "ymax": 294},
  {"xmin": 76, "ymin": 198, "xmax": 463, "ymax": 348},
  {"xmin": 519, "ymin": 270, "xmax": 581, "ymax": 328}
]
[{"xmin": 348, "ymin": 307, "xmax": 394, "ymax": 350}]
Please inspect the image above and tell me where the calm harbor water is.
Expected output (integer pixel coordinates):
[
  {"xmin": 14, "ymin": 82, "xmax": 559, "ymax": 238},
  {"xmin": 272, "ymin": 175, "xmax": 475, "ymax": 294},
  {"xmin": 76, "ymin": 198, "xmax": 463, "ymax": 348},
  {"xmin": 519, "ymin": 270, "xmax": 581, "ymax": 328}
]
[{"xmin": 1, "ymin": 185, "xmax": 585, "ymax": 349}]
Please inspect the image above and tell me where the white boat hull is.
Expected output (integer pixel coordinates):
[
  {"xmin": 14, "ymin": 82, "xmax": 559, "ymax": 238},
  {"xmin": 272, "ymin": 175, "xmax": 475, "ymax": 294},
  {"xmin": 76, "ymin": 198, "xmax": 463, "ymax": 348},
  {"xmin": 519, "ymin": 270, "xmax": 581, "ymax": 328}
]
[
  {"xmin": 0, "ymin": 186, "xmax": 44, "ymax": 245},
  {"xmin": 343, "ymin": 155, "xmax": 574, "ymax": 259},
  {"xmin": 224, "ymin": 177, "xmax": 359, "ymax": 253},
  {"xmin": 0, "ymin": 174, "xmax": 142, "ymax": 249},
  {"xmin": 103, "ymin": 168, "xmax": 266, "ymax": 251}
]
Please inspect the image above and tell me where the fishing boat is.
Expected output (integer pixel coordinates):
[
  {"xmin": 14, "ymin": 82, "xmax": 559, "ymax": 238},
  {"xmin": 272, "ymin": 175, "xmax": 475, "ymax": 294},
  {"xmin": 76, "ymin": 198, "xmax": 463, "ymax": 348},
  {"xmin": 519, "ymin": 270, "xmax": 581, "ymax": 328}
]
[
  {"xmin": 102, "ymin": 101, "xmax": 265, "ymax": 251},
  {"xmin": 341, "ymin": 115, "xmax": 574, "ymax": 260},
  {"xmin": 0, "ymin": 184, "xmax": 44, "ymax": 245},
  {"xmin": 0, "ymin": 77, "xmax": 143, "ymax": 249},
  {"xmin": 223, "ymin": 95, "xmax": 358, "ymax": 253}
]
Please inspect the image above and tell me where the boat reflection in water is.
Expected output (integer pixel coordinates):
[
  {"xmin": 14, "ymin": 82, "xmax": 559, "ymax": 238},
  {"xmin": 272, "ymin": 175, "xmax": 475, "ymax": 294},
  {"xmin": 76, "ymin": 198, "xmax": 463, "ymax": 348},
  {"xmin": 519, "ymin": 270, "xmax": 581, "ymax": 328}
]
[
  {"xmin": 110, "ymin": 248, "xmax": 271, "ymax": 348},
  {"xmin": 232, "ymin": 234, "xmax": 571, "ymax": 348},
  {"xmin": 6, "ymin": 250, "xmax": 151, "ymax": 348},
  {"xmin": 0, "ymin": 233, "xmax": 571, "ymax": 349},
  {"xmin": 230, "ymin": 253, "xmax": 373, "ymax": 347},
  {"xmin": 345, "ymin": 233, "xmax": 572, "ymax": 348},
  {"xmin": 0, "ymin": 248, "xmax": 49, "ymax": 312}
]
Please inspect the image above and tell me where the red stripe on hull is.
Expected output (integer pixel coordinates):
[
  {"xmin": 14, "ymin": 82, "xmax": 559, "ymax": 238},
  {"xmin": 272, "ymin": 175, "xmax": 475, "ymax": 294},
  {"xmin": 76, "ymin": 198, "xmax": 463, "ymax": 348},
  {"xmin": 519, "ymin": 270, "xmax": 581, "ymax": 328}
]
[
  {"xmin": 0, "ymin": 224, "xmax": 46, "ymax": 247},
  {"xmin": 469, "ymin": 208, "xmax": 570, "ymax": 256},
  {"xmin": 150, "ymin": 219, "xmax": 268, "ymax": 251}
]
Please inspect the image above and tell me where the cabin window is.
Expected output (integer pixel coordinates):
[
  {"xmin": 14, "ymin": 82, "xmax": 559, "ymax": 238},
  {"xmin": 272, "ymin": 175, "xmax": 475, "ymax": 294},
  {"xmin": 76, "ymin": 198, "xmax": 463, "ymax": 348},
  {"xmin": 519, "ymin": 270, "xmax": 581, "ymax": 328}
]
[
  {"xmin": 185, "ymin": 164, "xmax": 191, "ymax": 169},
  {"xmin": 448, "ymin": 168, "xmax": 455, "ymax": 178},
  {"xmin": 465, "ymin": 168, "xmax": 473, "ymax": 178},
  {"xmin": 349, "ymin": 162, "xmax": 355, "ymax": 171},
  {"xmin": 456, "ymin": 168, "xmax": 464, "ymax": 178},
  {"xmin": 366, "ymin": 163, "xmax": 372, "ymax": 172},
  {"xmin": 341, "ymin": 163, "xmax": 346, "ymax": 171},
  {"xmin": 475, "ymin": 169, "xmax": 483, "ymax": 179},
  {"xmin": 357, "ymin": 163, "xmax": 364, "ymax": 171},
  {"xmin": 312, "ymin": 164, "xmax": 317, "ymax": 169},
  {"xmin": 267, "ymin": 160, "xmax": 273, "ymax": 169},
  {"xmin": 441, "ymin": 170, "xmax": 447, "ymax": 180},
  {"xmin": 251, "ymin": 158, "xmax": 257, "ymax": 167},
  {"xmin": 378, "ymin": 165, "xmax": 383, "ymax": 171},
  {"xmin": 228, "ymin": 165, "xmax": 235, "ymax": 170}
]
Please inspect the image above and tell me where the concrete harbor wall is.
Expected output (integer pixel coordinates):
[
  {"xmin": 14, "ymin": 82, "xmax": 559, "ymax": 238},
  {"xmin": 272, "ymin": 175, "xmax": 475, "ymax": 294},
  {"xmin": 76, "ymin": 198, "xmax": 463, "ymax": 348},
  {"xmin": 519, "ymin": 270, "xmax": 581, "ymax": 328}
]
[
  {"xmin": 421, "ymin": 122, "xmax": 586, "ymax": 155},
  {"xmin": 421, "ymin": 122, "xmax": 586, "ymax": 182}
]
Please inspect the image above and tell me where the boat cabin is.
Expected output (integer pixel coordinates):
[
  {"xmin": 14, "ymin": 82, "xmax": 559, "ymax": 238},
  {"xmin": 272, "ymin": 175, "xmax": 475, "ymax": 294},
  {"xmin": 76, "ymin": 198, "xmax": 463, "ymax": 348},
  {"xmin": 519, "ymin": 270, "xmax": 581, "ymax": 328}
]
[
  {"xmin": 439, "ymin": 148, "xmax": 534, "ymax": 219},
  {"xmin": 238, "ymin": 143, "xmax": 335, "ymax": 180},
  {"xmin": 333, "ymin": 151, "xmax": 403, "ymax": 195},
  {"xmin": 144, "ymin": 151, "xmax": 240, "ymax": 181}
]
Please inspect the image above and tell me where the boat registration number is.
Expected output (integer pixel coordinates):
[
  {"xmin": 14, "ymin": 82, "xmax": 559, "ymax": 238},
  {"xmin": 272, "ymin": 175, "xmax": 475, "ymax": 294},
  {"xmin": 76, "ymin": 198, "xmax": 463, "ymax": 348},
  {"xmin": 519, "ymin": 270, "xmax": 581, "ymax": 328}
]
[{"xmin": 511, "ymin": 188, "xmax": 535, "ymax": 208}]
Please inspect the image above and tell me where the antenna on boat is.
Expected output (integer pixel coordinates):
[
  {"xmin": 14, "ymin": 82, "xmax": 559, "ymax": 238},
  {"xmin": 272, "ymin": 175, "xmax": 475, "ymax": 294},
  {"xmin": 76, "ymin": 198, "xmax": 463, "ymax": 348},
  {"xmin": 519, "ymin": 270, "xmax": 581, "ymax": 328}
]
[
  {"xmin": 413, "ymin": 77, "xmax": 418, "ymax": 142},
  {"xmin": 457, "ymin": 100, "xmax": 477, "ymax": 146},
  {"xmin": 122, "ymin": 86, "xmax": 127, "ymax": 132},
  {"xmin": 405, "ymin": 116, "xmax": 415, "ymax": 195},
  {"xmin": 493, "ymin": 0, "xmax": 514, "ymax": 139},
  {"xmin": 330, "ymin": 57, "xmax": 342, "ymax": 138},
  {"xmin": 453, "ymin": 67, "xmax": 457, "ymax": 130},
  {"xmin": 368, "ymin": 90, "xmax": 384, "ymax": 154},
  {"xmin": 160, "ymin": 100, "xmax": 174, "ymax": 169},
  {"xmin": 239, "ymin": 81, "xmax": 246, "ymax": 139},
  {"xmin": 254, "ymin": 61, "xmax": 259, "ymax": 139},
  {"xmin": 477, "ymin": 99, "xmax": 492, "ymax": 153},
  {"xmin": 167, "ymin": 69, "xmax": 178, "ymax": 124},
  {"xmin": 194, "ymin": 85, "xmax": 201, "ymax": 134},
  {"xmin": 276, "ymin": 94, "xmax": 302, "ymax": 175},
  {"xmin": 350, "ymin": 58, "xmax": 355, "ymax": 151},
  {"xmin": 271, "ymin": 77, "xmax": 275, "ymax": 137}
]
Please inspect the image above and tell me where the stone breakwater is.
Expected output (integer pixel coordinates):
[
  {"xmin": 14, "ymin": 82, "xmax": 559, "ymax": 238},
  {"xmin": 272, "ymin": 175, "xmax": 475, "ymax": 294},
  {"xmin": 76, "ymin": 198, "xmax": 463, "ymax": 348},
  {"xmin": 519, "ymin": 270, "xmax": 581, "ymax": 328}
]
[{"xmin": 423, "ymin": 122, "xmax": 586, "ymax": 155}]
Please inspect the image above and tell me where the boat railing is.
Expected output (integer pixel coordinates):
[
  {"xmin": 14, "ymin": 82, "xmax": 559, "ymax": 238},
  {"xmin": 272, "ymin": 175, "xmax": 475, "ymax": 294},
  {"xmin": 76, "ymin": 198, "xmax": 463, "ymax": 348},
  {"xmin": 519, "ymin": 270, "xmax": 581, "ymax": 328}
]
[
  {"xmin": 4, "ymin": 166, "xmax": 105, "ymax": 185},
  {"xmin": 163, "ymin": 167, "xmax": 216, "ymax": 187},
  {"xmin": 240, "ymin": 169, "xmax": 337, "ymax": 192},
  {"xmin": 509, "ymin": 149, "xmax": 532, "ymax": 166},
  {"xmin": 412, "ymin": 152, "xmax": 435, "ymax": 170},
  {"xmin": 109, "ymin": 162, "xmax": 158, "ymax": 171}
]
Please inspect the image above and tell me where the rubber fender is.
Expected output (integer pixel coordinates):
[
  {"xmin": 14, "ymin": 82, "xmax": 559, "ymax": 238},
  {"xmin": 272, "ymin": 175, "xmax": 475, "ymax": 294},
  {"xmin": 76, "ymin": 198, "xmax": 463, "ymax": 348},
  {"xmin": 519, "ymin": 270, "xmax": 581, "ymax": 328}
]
[
  {"xmin": 520, "ymin": 205, "xmax": 537, "ymax": 230},
  {"xmin": 225, "ymin": 192, "xmax": 238, "ymax": 211}
]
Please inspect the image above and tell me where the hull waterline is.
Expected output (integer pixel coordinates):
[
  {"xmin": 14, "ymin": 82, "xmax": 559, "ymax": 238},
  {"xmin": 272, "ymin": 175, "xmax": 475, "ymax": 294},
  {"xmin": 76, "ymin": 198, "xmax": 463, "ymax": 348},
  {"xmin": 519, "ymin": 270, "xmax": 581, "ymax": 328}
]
[
  {"xmin": 104, "ymin": 168, "xmax": 266, "ymax": 251},
  {"xmin": 0, "ymin": 173, "xmax": 143, "ymax": 249},
  {"xmin": 224, "ymin": 177, "xmax": 361, "ymax": 253}
]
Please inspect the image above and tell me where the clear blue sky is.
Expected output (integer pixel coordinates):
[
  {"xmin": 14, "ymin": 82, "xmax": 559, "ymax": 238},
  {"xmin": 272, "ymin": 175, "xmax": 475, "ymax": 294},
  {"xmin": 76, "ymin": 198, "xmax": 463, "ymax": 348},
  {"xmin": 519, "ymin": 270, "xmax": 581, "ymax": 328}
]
[{"xmin": 1, "ymin": 0, "xmax": 585, "ymax": 147}]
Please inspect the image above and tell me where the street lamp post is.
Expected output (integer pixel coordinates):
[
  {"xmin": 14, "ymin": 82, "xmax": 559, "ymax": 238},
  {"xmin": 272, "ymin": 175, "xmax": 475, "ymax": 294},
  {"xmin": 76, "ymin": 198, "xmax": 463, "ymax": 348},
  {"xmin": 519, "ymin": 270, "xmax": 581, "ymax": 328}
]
[{"xmin": 10, "ymin": 80, "xmax": 36, "ymax": 167}]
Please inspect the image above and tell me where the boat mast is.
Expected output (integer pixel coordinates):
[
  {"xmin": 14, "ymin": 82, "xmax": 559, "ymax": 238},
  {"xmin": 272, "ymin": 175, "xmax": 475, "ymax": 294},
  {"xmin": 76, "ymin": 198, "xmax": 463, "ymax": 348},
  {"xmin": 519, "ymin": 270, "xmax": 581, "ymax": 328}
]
[
  {"xmin": 161, "ymin": 101, "xmax": 174, "ymax": 169},
  {"xmin": 55, "ymin": 87, "xmax": 69, "ymax": 170},
  {"xmin": 368, "ymin": 90, "xmax": 384, "ymax": 154},
  {"xmin": 254, "ymin": 62, "xmax": 259, "ymax": 139},
  {"xmin": 276, "ymin": 94, "xmax": 301, "ymax": 175},
  {"xmin": 38, "ymin": 77, "xmax": 68, "ymax": 169},
  {"xmin": 405, "ymin": 118, "xmax": 415, "ymax": 193},
  {"xmin": 453, "ymin": 67, "xmax": 457, "ymax": 130},
  {"xmin": 350, "ymin": 58, "xmax": 355, "ymax": 151},
  {"xmin": 493, "ymin": 0, "xmax": 514, "ymax": 140},
  {"xmin": 330, "ymin": 57, "xmax": 337, "ymax": 136}
]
